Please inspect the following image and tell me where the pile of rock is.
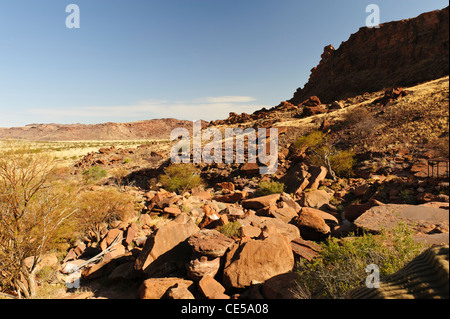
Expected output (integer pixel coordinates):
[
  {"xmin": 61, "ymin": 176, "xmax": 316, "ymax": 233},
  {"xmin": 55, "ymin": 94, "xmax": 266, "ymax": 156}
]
[{"xmin": 57, "ymin": 174, "xmax": 449, "ymax": 299}]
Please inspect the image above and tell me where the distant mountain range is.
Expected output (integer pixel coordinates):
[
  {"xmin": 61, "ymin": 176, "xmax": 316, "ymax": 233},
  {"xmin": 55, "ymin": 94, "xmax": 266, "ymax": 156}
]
[{"xmin": 0, "ymin": 119, "xmax": 195, "ymax": 141}]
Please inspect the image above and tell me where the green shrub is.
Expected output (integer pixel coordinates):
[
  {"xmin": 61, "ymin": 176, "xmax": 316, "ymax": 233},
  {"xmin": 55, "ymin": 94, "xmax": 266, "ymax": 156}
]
[
  {"xmin": 294, "ymin": 130, "xmax": 326, "ymax": 149},
  {"xmin": 294, "ymin": 130, "xmax": 356, "ymax": 179},
  {"xmin": 256, "ymin": 181, "xmax": 285, "ymax": 196},
  {"xmin": 159, "ymin": 164, "xmax": 203, "ymax": 194},
  {"xmin": 75, "ymin": 188, "xmax": 136, "ymax": 242},
  {"xmin": 329, "ymin": 150, "xmax": 356, "ymax": 178},
  {"xmin": 294, "ymin": 223, "xmax": 424, "ymax": 299},
  {"xmin": 82, "ymin": 166, "xmax": 107, "ymax": 183},
  {"xmin": 219, "ymin": 221, "xmax": 242, "ymax": 238}
]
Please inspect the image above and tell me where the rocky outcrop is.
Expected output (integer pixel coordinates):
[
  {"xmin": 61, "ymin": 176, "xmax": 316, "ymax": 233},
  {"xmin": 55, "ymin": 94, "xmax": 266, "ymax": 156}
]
[{"xmin": 290, "ymin": 7, "xmax": 449, "ymax": 105}]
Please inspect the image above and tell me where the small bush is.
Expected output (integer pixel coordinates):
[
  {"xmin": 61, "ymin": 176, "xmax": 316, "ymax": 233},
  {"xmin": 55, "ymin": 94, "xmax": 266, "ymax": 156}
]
[
  {"xmin": 294, "ymin": 223, "xmax": 424, "ymax": 299},
  {"xmin": 343, "ymin": 107, "xmax": 372, "ymax": 128},
  {"xmin": 256, "ymin": 181, "xmax": 285, "ymax": 196},
  {"xmin": 75, "ymin": 188, "xmax": 136, "ymax": 242},
  {"xmin": 329, "ymin": 150, "xmax": 356, "ymax": 178},
  {"xmin": 219, "ymin": 221, "xmax": 242, "ymax": 238},
  {"xmin": 82, "ymin": 166, "xmax": 107, "ymax": 183},
  {"xmin": 159, "ymin": 164, "xmax": 203, "ymax": 194},
  {"xmin": 294, "ymin": 130, "xmax": 325, "ymax": 149}
]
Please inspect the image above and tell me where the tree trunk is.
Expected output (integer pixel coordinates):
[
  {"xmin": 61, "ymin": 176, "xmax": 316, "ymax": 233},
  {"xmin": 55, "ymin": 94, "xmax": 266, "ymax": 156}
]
[{"xmin": 324, "ymin": 154, "xmax": 337, "ymax": 181}]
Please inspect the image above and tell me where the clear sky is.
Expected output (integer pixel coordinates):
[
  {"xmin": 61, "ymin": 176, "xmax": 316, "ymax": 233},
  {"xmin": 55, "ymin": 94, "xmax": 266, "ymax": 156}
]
[{"xmin": 0, "ymin": 0, "xmax": 448, "ymax": 127}]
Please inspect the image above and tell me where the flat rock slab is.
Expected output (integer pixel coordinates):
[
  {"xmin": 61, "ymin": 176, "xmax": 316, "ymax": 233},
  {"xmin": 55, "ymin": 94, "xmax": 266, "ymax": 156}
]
[
  {"xmin": 413, "ymin": 233, "xmax": 449, "ymax": 246},
  {"xmin": 354, "ymin": 204, "xmax": 449, "ymax": 234},
  {"xmin": 290, "ymin": 238, "xmax": 321, "ymax": 261}
]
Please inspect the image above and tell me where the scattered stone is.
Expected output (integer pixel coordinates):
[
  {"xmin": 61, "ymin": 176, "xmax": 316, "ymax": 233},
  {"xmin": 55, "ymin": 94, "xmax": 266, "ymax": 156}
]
[
  {"xmin": 100, "ymin": 229, "xmax": 123, "ymax": 251},
  {"xmin": 258, "ymin": 217, "xmax": 301, "ymax": 242},
  {"xmin": 164, "ymin": 207, "xmax": 182, "ymax": 217},
  {"xmin": 280, "ymin": 193, "xmax": 301, "ymax": 212},
  {"xmin": 108, "ymin": 261, "xmax": 139, "ymax": 281},
  {"xmin": 301, "ymin": 207, "xmax": 338, "ymax": 226}
]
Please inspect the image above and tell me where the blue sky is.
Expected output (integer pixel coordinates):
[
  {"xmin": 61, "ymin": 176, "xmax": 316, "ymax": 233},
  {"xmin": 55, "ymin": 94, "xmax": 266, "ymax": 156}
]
[{"xmin": 0, "ymin": 0, "xmax": 448, "ymax": 127}]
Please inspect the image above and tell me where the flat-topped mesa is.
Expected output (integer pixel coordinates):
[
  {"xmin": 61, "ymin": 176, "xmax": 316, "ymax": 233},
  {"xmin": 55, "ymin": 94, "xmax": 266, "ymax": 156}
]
[{"xmin": 289, "ymin": 6, "xmax": 449, "ymax": 105}]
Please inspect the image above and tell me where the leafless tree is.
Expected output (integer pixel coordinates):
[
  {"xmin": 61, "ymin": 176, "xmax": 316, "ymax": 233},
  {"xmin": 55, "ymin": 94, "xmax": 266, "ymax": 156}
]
[{"xmin": 0, "ymin": 150, "xmax": 77, "ymax": 298}]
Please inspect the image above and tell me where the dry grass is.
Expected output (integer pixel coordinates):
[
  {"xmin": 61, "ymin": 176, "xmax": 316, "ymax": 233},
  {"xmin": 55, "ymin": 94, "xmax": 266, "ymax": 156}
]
[
  {"xmin": 373, "ymin": 76, "xmax": 449, "ymax": 149},
  {"xmin": 0, "ymin": 139, "xmax": 168, "ymax": 167}
]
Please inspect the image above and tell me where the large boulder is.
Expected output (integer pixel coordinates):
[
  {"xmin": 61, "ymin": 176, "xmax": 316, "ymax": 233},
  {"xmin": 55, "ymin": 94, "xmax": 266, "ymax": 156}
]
[
  {"xmin": 300, "ymin": 189, "xmax": 332, "ymax": 209},
  {"xmin": 301, "ymin": 207, "xmax": 338, "ymax": 226},
  {"xmin": 134, "ymin": 214, "xmax": 199, "ymax": 277},
  {"xmin": 291, "ymin": 209, "xmax": 331, "ymax": 241},
  {"xmin": 187, "ymin": 229, "xmax": 235, "ymax": 258},
  {"xmin": 222, "ymin": 235, "xmax": 294, "ymax": 289},
  {"xmin": 354, "ymin": 204, "xmax": 449, "ymax": 234},
  {"xmin": 242, "ymin": 194, "xmax": 281, "ymax": 210},
  {"xmin": 269, "ymin": 206, "xmax": 298, "ymax": 223}
]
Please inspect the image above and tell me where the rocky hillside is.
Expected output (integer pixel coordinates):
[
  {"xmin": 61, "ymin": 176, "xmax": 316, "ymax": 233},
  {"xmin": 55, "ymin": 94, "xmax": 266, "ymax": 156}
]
[
  {"xmin": 1, "ymin": 7, "xmax": 448, "ymax": 301},
  {"xmin": 289, "ymin": 6, "xmax": 449, "ymax": 104},
  {"xmin": 44, "ymin": 74, "xmax": 447, "ymax": 300},
  {"xmin": 0, "ymin": 118, "xmax": 195, "ymax": 141}
]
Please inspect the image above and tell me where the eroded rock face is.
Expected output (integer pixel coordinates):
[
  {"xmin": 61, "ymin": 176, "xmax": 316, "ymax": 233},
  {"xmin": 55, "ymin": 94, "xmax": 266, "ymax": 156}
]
[
  {"xmin": 289, "ymin": 7, "xmax": 449, "ymax": 105},
  {"xmin": 222, "ymin": 234, "xmax": 294, "ymax": 289}
]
